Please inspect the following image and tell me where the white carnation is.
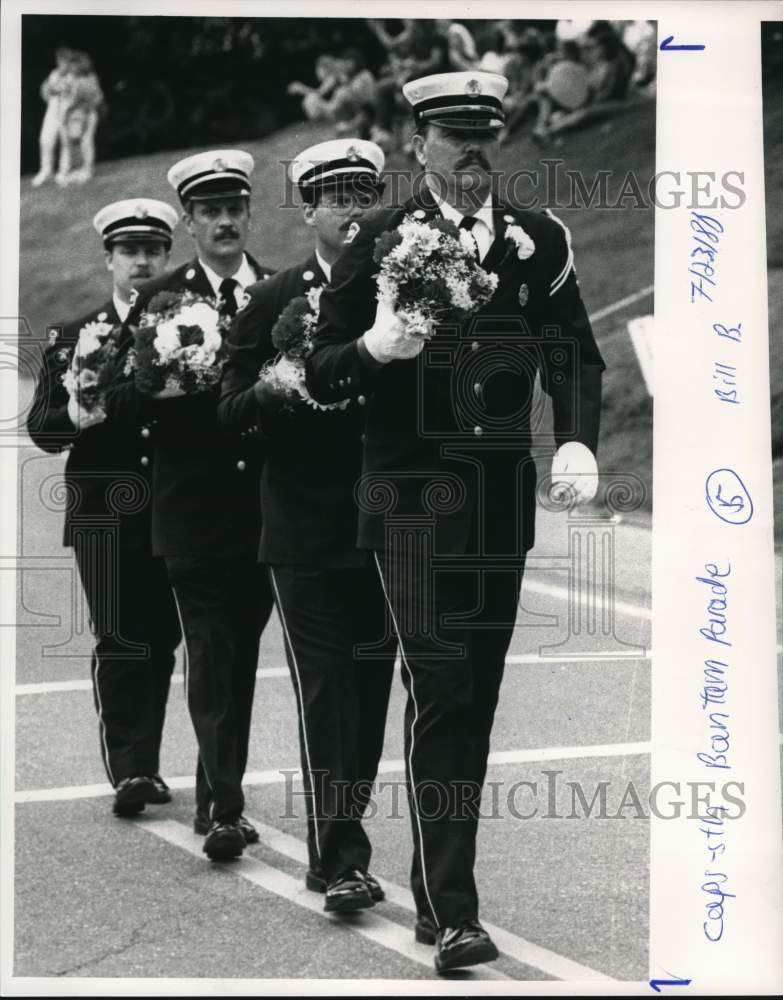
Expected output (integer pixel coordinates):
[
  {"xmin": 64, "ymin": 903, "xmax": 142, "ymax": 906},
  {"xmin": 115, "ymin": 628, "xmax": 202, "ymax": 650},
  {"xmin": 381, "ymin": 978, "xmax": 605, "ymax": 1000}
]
[
  {"xmin": 178, "ymin": 301, "xmax": 220, "ymax": 338},
  {"xmin": 153, "ymin": 319, "xmax": 182, "ymax": 363}
]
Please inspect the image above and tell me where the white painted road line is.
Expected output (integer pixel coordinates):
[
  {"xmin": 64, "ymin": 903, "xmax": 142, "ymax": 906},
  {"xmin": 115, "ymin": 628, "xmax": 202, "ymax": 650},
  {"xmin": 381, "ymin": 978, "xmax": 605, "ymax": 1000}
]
[
  {"xmin": 16, "ymin": 649, "xmax": 657, "ymax": 698},
  {"xmin": 245, "ymin": 816, "xmax": 617, "ymax": 982},
  {"xmin": 523, "ymin": 579, "xmax": 651, "ymax": 621},
  {"xmin": 139, "ymin": 818, "xmax": 510, "ymax": 980},
  {"xmin": 15, "ymin": 741, "xmax": 652, "ymax": 803},
  {"xmin": 589, "ymin": 284, "xmax": 654, "ymax": 324}
]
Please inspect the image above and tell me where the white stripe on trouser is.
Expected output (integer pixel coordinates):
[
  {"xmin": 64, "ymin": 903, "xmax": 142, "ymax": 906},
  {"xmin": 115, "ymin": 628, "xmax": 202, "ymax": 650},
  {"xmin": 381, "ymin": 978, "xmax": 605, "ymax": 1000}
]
[
  {"xmin": 372, "ymin": 552, "xmax": 440, "ymax": 928},
  {"xmin": 170, "ymin": 584, "xmax": 215, "ymax": 809},
  {"xmin": 92, "ymin": 653, "xmax": 115, "ymax": 786},
  {"xmin": 268, "ymin": 568, "xmax": 321, "ymax": 860},
  {"xmin": 81, "ymin": 543, "xmax": 114, "ymax": 786}
]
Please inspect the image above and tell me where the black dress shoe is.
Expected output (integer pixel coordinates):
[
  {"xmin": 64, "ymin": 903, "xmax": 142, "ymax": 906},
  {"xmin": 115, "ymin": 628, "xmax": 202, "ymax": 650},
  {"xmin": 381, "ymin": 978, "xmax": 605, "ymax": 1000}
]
[
  {"xmin": 415, "ymin": 913, "xmax": 437, "ymax": 945},
  {"xmin": 324, "ymin": 870, "xmax": 374, "ymax": 913},
  {"xmin": 203, "ymin": 820, "xmax": 245, "ymax": 861},
  {"xmin": 237, "ymin": 815, "xmax": 259, "ymax": 844},
  {"xmin": 434, "ymin": 921, "xmax": 499, "ymax": 973},
  {"xmin": 193, "ymin": 809, "xmax": 211, "ymax": 835},
  {"xmin": 149, "ymin": 774, "xmax": 172, "ymax": 804},
  {"xmin": 363, "ymin": 872, "xmax": 385, "ymax": 902},
  {"xmin": 113, "ymin": 776, "xmax": 156, "ymax": 817},
  {"xmin": 307, "ymin": 868, "xmax": 385, "ymax": 902}
]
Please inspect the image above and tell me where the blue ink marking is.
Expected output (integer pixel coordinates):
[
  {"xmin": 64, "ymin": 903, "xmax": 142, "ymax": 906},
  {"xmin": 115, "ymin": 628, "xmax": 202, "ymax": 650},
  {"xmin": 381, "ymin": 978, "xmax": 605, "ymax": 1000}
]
[
  {"xmin": 660, "ymin": 34, "xmax": 706, "ymax": 51},
  {"xmin": 705, "ymin": 469, "xmax": 753, "ymax": 525},
  {"xmin": 702, "ymin": 873, "xmax": 735, "ymax": 941},
  {"xmin": 650, "ymin": 977, "xmax": 692, "ymax": 993},
  {"xmin": 689, "ymin": 213, "xmax": 723, "ymax": 302}
]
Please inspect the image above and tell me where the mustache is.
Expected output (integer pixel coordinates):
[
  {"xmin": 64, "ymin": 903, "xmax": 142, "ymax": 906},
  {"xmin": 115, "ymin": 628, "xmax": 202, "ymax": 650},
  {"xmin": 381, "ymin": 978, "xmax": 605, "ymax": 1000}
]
[
  {"xmin": 455, "ymin": 151, "xmax": 491, "ymax": 171},
  {"xmin": 215, "ymin": 228, "xmax": 240, "ymax": 240}
]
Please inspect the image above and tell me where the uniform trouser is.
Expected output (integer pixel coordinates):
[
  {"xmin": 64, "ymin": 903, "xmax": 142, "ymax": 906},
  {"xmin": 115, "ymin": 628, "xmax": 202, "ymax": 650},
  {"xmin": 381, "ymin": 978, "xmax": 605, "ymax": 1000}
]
[
  {"xmin": 373, "ymin": 546, "xmax": 526, "ymax": 929},
  {"xmin": 73, "ymin": 533, "xmax": 180, "ymax": 786},
  {"xmin": 268, "ymin": 562, "xmax": 396, "ymax": 882},
  {"xmin": 164, "ymin": 554, "xmax": 274, "ymax": 823}
]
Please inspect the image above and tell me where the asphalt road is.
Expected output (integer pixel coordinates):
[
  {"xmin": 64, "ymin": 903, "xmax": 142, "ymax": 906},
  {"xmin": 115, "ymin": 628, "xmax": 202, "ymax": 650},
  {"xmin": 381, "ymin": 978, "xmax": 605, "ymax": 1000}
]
[{"xmin": 13, "ymin": 434, "xmax": 654, "ymax": 985}]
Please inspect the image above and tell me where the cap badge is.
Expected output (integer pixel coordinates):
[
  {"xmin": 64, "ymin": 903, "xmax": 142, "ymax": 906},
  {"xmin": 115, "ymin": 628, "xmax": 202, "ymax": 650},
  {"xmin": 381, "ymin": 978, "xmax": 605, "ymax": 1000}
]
[
  {"xmin": 409, "ymin": 88, "xmax": 421, "ymax": 101},
  {"xmin": 518, "ymin": 283, "xmax": 529, "ymax": 307},
  {"xmin": 465, "ymin": 78, "xmax": 482, "ymax": 95},
  {"xmin": 134, "ymin": 204, "xmax": 148, "ymax": 219},
  {"xmin": 345, "ymin": 145, "xmax": 361, "ymax": 162},
  {"xmin": 343, "ymin": 222, "xmax": 360, "ymax": 245},
  {"xmin": 213, "ymin": 157, "xmax": 226, "ymax": 171}
]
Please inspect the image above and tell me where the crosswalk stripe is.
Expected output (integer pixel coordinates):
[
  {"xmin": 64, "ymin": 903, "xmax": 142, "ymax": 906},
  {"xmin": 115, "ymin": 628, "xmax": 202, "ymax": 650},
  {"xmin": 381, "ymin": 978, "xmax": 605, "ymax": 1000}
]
[
  {"xmin": 243, "ymin": 816, "xmax": 617, "ymax": 982},
  {"xmin": 139, "ymin": 818, "xmax": 511, "ymax": 980},
  {"xmin": 14, "ymin": 741, "xmax": 652, "ymax": 803}
]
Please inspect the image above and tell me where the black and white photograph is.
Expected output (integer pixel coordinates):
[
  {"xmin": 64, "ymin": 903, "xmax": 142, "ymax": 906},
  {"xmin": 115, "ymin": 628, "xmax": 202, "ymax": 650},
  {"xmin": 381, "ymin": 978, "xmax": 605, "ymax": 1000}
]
[{"xmin": 2, "ymin": 1, "xmax": 781, "ymax": 993}]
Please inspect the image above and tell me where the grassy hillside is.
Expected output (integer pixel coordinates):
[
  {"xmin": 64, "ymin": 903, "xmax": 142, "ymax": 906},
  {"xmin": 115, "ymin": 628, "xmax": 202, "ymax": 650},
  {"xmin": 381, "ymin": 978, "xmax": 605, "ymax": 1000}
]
[{"xmin": 19, "ymin": 105, "xmax": 656, "ymax": 520}]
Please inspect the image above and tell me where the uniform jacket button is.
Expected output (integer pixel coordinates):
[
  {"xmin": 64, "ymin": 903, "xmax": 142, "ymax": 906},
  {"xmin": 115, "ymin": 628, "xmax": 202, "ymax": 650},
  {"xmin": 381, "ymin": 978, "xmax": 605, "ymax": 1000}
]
[
  {"xmin": 140, "ymin": 455, "xmax": 150, "ymax": 466},
  {"xmin": 471, "ymin": 341, "xmax": 480, "ymax": 351},
  {"xmin": 473, "ymin": 382, "xmax": 482, "ymax": 394},
  {"xmin": 338, "ymin": 379, "xmax": 345, "ymax": 387},
  {"xmin": 473, "ymin": 426, "xmax": 483, "ymax": 437},
  {"xmin": 140, "ymin": 426, "xmax": 150, "ymax": 438},
  {"xmin": 236, "ymin": 459, "xmax": 246, "ymax": 471},
  {"xmin": 357, "ymin": 394, "xmax": 366, "ymax": 406}
]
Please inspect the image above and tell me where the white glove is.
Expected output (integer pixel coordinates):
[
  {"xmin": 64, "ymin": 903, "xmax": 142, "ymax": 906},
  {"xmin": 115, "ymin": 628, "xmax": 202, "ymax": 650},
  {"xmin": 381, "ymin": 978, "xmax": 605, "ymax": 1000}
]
[
  {"xmin": 151, "ymin": 385, "xmax": 186, "ymax": 399},
  {"xmin": 550, "ymin": 441, "xmax": 599, "ymax": 505},
  {"xmin": 361, "ymin": 298, "xmax": 425, "ymax": 364},
  {"xmin": 67, "ymin": 395, "xmax": 106, "ymax": 430}
]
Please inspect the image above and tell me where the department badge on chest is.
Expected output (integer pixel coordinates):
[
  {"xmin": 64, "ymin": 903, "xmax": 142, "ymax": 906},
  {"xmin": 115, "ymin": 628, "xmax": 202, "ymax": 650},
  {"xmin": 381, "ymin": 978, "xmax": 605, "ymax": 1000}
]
[{"xmin": 518, "ymin": 282, "xmax": 529, "ymax": 307}]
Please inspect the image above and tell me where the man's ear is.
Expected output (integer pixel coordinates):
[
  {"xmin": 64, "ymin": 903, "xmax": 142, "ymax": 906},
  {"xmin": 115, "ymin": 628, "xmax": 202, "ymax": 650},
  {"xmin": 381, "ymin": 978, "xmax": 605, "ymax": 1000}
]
[
  {"xmin": 302, "ymin": 203, "xmax": 317, "ymax": 229},
  {"xmin": 411, "ymin": 133, "xmax": 427, "ymax": 168},
  {"xmin": 104, "ymin": 248, "xmax": 114, "ymax": 275},
  {"xmin": 182, "ymin": 208, "xmax": 194, "ymax": 238}
]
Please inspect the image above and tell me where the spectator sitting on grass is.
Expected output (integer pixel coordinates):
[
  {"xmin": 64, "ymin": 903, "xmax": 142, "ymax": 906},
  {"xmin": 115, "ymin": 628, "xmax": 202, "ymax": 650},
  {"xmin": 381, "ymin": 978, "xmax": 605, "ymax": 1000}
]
[
  {"xmin": 369, "ymin": 19, "xmax": 449, "ymax": 150},
  {"xmin": 289, "ymin": 49, "xmax": 376, "ymax": 140}
]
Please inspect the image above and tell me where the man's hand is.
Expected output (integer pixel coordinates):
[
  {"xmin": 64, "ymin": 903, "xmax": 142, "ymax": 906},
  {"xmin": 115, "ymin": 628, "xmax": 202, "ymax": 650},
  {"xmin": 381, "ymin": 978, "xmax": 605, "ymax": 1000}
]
[
  {"xmin": 254, "ymin": 368, "xmax": 297, "ymax": 411},
  {"xmin": 67, "ymin": 395, "xmax": 106, "ymax": 430},
  {"xmin": 550, "ymin": 442, "xmax": 599, "ymax": 505},
  {"xmin": 151, "ymin": 385, "xmax": 186, "ymax": 399},
  {"xmin": 361, "ymin": 298, "xmax": 425, "ymax": 364}
]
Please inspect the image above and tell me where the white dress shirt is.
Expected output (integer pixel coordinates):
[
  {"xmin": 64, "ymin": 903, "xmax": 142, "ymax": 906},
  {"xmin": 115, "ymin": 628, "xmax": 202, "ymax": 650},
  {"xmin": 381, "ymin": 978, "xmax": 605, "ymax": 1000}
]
[
  {"xmin": 314, "ymin": 249, "xmax": 332, "ymax": 283},
  {"xmin": 427, "ymin": 186, "xmax": 495, "ymax": 262},
  {"xmin": 112, "ymin": 293, "xmax": 131, "ymax": 323},
  {"xmin": 199, "ymin": 253, "xmax": 257, "ymax": 308}
]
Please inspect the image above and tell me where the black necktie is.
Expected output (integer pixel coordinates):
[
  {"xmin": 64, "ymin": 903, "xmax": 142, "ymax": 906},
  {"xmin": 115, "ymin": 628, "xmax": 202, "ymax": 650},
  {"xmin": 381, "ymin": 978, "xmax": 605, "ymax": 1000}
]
[
  {"xmin": 459, "ymin": 215, "xmax": 480, "ymax": 260},
  {"xmin": 219, "ymin": 277, "xmax": 239, "ymax": 318}
]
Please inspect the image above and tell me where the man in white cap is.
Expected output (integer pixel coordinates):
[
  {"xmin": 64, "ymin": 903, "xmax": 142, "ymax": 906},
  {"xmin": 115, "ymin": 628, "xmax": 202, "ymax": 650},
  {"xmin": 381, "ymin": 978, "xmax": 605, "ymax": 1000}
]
[
  {"xmin": 27, "ymin": 199, "xmax": 181, "ymax": 818},
  {"xmin": 219, "ymin": 139, "xmax": 397, "ymax": 913},
  {"xmin": 103, "ymin": 151, "xmax": 275, "ymax": 862},
  {"xmin": 306, "ymin": 72, "xmax": 605, "ymax": 971}
]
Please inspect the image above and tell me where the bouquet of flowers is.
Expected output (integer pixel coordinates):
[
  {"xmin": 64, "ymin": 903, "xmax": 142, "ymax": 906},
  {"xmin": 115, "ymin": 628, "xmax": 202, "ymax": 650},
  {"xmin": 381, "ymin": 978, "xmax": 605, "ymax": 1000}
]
[
  {"xmin": 61, "ymin": 320, "xmax": 123, "ymax": 412},
  {"xmin": 126, "ymin": 290, "xmax": 229, "ymax": 395},
  {"xmin": 372, "ymin": 215, "xmax": 498, "ymax": 341},
  {"xmin": 259, "ymin": 285, "xmax": 349, "ymax": 412}
]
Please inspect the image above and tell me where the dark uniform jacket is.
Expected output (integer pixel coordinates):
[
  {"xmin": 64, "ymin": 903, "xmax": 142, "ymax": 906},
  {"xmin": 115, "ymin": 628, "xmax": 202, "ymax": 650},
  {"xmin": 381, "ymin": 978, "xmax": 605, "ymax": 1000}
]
[
  {"xmin": 306, "ymin": 188, "xmax": 606, "ymax": 558},
  {"xmin": 219, "ymin": 254, "xmax": 367, "ymax": 568},
  {"xmin": 103, "ymin": 255, "xmax": 275, "ymax": 559},
  {"xmin": 26, "ymin": 299, "xmax": 154, "ymax": 550}
]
